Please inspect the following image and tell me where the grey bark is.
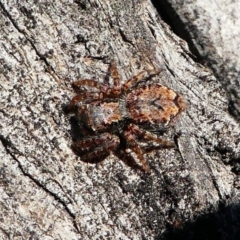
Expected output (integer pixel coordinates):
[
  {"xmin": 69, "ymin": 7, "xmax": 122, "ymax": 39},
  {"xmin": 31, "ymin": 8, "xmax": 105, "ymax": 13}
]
[
  {"xmin": 0, "ymin": 0, "xmax": 239, "ymax": 239},
  {"xmin": 154, "ymin": 0, "xmax": 240, "ymax": 121}
]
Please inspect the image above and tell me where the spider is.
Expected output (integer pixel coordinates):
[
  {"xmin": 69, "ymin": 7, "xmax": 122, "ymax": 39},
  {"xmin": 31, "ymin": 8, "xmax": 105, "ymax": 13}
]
[{"xmin": 68, "ymin": 62, "xmax": 186, "ymax": 172}]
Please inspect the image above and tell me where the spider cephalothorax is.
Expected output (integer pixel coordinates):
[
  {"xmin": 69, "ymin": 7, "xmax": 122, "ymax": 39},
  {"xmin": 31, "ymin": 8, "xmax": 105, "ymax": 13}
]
[{"xmin": 68, "ymin": 62, "xmax": 185, "ymax": 172}]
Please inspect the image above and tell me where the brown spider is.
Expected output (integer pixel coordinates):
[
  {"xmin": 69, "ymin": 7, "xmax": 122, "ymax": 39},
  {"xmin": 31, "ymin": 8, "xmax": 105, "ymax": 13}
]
[{"xmin": 68, "ymin": 62, "xmax": 185, "ymax": 172}]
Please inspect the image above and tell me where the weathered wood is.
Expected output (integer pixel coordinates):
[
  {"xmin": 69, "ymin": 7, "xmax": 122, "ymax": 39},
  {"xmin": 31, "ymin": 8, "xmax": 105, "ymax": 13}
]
[{"xmin": 0, "ymin": 0, "xmax": 239, "ymax": 239}]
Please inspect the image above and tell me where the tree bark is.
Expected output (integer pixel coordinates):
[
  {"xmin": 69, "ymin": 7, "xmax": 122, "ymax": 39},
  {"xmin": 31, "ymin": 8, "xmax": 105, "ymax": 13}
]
[
  {"xmin": 153, "ymin": 0, "xmax": 240, "ymax": 121},
  {"xmin": 0, "ymin": 0, "xmax": 239, "ymax": 239}
]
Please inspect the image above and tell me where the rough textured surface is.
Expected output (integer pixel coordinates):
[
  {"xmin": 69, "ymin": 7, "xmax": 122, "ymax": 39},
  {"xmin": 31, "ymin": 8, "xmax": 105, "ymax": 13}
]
[
  {"xmin": 0, "ymin": 0, "xmax": 240, "ymax": 239},
  {"xmin": 153, "ymin": 0, "xmax": 240, "ymax": 121}
]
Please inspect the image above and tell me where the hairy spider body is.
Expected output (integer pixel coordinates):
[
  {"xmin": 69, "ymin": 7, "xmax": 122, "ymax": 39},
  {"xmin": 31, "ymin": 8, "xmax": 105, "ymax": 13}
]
[
  {"xmin": 78, "ymin": 101, "xmax": 123, "ymax": 131},
  {"xmin": 69, "ymin": 62, "xmax": 185, "ymax": 172},
  {"xmin": 126, "ymin": 84, "xmax": 185, "ymax": 127}
]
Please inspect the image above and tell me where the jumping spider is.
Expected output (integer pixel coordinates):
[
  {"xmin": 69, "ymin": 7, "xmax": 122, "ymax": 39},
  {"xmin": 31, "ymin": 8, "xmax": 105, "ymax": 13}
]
[{"xmin": 68, "ymin": 62, "xmax": 185, "ymax": 172}]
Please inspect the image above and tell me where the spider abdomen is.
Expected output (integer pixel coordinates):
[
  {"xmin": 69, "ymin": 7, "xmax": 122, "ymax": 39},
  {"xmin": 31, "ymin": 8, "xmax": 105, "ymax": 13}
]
[{"xmin": 126, "ymin": 84, "xmax": 185, "ymax": 126}]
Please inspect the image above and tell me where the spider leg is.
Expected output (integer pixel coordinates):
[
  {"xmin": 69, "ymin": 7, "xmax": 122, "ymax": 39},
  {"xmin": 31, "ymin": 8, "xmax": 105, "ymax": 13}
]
[
  {"xmin": 108, "ymin": 61, "xmax": 121, "ymax": 88},
  {"xmin": 124, "ymin": 129, "xmax": 151, "ymax": 172},
  {"xmin": 122, "ymin": 69, "xmax": 161, "ymax": 93},
  {"xmin": 115, "ymin": 148, "xmax": 144, "ymax": 171},
  {"xmin": 72, "ymin": 62, "xmax": 122, "ymax": 99},
  {"xmin": 128, "ymin": 124, "xmax": 174, "ymax": 149},
  {"xmin": 72, "ymin": 133, "xmax": 120, "ymax": 163},
  {"xmin": 72, "ymin": 79, "xmax": 107, "ymax": 93},
  {"xmin": 103, "ymin": 61, "xmax": 121, "ymax": 98},
  {"xmin": 68, "ymin": 92, "xmax": 103, "ymax": 112}
]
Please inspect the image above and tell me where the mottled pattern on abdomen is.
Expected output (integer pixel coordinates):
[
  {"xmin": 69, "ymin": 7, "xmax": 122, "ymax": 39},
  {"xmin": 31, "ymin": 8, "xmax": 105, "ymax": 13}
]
[{"xmin": 126, "ymin": 84, "xmax": 184, "ymax": 126}]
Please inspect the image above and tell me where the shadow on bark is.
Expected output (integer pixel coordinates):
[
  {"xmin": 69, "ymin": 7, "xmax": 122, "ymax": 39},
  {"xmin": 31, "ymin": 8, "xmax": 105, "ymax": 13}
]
[{"xmin": 158, "ymin": 203, "xmax": 240, "ymax": 240}]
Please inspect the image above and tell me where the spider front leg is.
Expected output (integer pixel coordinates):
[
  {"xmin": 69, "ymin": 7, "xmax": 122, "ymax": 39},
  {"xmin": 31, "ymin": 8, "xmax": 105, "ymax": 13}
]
[
  {"xmin": 107, "ymin": 61, "xmax": 121, "ymax": 88},
  {"xmin": 72, "ymin": 132, "xmax": 120, "ymax": 163},
  {"xmin": 103, "ymin": 61, "xmax": 121, "ymax": 97},
  {"xmin": 68, "ymin": 92, "xmax": 104, "ymax": 112},
  {"xmin": 72, "ymin": 79, "xmax": 107, "ymax": 93},
  {"xmin": 122, "ymin": 69, "xmax": 161, "ymax": 93}
]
